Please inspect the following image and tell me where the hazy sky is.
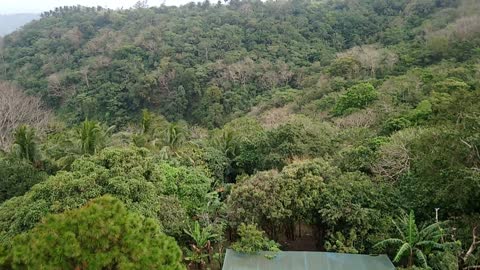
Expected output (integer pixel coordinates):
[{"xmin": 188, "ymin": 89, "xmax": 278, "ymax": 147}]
[{"xmin": 0, "ymin": 0, "xmax": 195, "ymax": 14}]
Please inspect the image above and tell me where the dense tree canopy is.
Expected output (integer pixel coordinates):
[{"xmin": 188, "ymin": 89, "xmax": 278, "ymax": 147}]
[
  {"xmin": 0, "ymin": 0, "xmax": 479, "ymax": 269},
  {"xmin": 0, "ymin": 147, "xmax": 212, "ymax": 242},
  {"xmin": 0, "ymin": 157, "xmax": 46, "ymax": 203},
  {"xmin": 0, "ymin": 0, "xmax": 467, "ymax": 128},
  {"xmin": 0, "ymin": 195, "xmax": 185, "ymax": 270}
]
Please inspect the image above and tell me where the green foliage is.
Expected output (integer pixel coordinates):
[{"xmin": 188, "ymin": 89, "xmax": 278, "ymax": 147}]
[
  {"xmin": 374, "ymin": 210, "xmax": 456, "ymax": 268},
  {"xmin": 228, "ymin": 159, "xmax": 390, "ymax": 251},
  {"xmin": 383, "ymin": 117, "xmax": 412, "ymax": 134},
  {"xmin": 317, "ymin": 171, "xmax": 393, "ymax": 253},
  {"xmin": 0, "ymin": 195, "xmax": 185, "ymax": 270},
  {"xmin": 202, "ymin": 146, "xmax": 230, "ymax": 181},
  {"xmin": 78, "ymin": 120, "xmax": 112, "ymax": 155},
  {"xmin": 227, "ymin": 159, "xmax": 333, "ymax": 228},
  {"xmin": 336, "ymin": 145, "xmax": 376, "ymax": 173},
  {"xmin": 231, "ymin": 223, "xmax": 280, "ymax": 256},
  {"xmin": 184, "ymin": 221, "xmax": 219, "ymax": 268},
  {"xmin": 333, "ymin": 83, "xmax": 378, "ymax": 116},
  {"xmin": 434, "ymin": 79, "xmax": 470, "ymax": 93},
  {"xmin": 1, "ymin": 0, "xmax": 450, "ymax": 126},
  {"xmin": 159, "ymin": 122, "xmax": 188, "ymax": 160},
  {"xmin": 0, "ymin": 157, "xmax": 46, "ymax": 203},
  {"xmin": 263, "ymin": 116, "xmax": 336, "ymax": 170},
  {"xmin": 0, "ymin": 147, "xmax": 213, "ymax": 242},
  {"xmin": 325, "ymin": 230, "xmax": 360, "ymax": 254},
  {"xmin": 328, "ymin": 57, "xmax": 361, "ymax": 79},
  {"xmin": 11, "ymin": 125, "xmax": 38, "ymax": 163},
  {"xmin": 407, "ymin": 100, "xmax": 432, "ymax": 124},
  {"xmin": 383, "ymin": 100, "xmax": 433, "ymax": 134},
  {"xmin": 152, "ymin": 162, "xmax": 212, "ymax": 215},
  {"xmin": 141, "ymin": 109, "xmax": 154, "ymax": 134},
  {"xmin": 428, "ymin": 250, "xmax": 459, "ymax": 270},
  {"xmin": 0, "ymin": 1, "xmax": 479, "ymax": 268},
  {"xmin": 164, "ymin": 123, "xmax": 186, "ymax": 150},
  {"xmin": 184, "ymin": 221, "xmax": 219, "ymax": 251},
  {"xmin": 222, "ymin": 117, "xmax": 267, "ymax": 176},
  {"xmin": 398, "ymin": 123, "xmax": 480, "ymax": 218},
  {"xmin": 42, "ymin": 120, "xmax": 113, "ymax": 170},
  {"xmin": 267, "ymin": 88, "xmax": 300, "ymax": 108}
]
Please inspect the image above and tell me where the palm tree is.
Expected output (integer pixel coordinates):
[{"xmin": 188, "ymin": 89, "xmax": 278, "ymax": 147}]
[
  {"xmin": 12, "ymin": 125, "xmax": 38, "ymax": 162},
  {"xmin": 374, "ymin": 210, "xmax": 450, "ymax": 268},
  {"xmin": 213, "ymin": 129, "xmax": 239, "ymax": 181},
  {"xmin": 158, "ymin": 123, "xmax": 186, "ymax": 160},
  {"xmin": 141, "ymin": 109, "xmax": 153, "ymax": 134},
  {"xmin": 78, "ymin": 120, "xmax": 113, "ymax": 155},
  {"xmin": 214, "ymin": 129, "xmax": 238, "ymax": 159},
  {"xmin": 164, "ymin": 122, "xmax": 185, "ymax": 151},
  {"xmin": 79, "ymin": 120, "xmax": 102, "ymax": 155},
  {"xmin": 43, "ymin": 120, "xmax": 113, "ymax": 170}
]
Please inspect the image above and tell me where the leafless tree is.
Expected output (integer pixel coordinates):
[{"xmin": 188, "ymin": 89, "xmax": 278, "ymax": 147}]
[
  {"xmin": 258, "ymin": 105, "xmax": 294, "ymax": 129},
  {"xmin": 0, "ymin": 81, "xmax": 52, "ymax": 151},
  {"xmin": 463, "ymin": 226, "xmax": 480, "ymax": 267},
  {"xmin": 426, "ymin": 15, "xmax": 480, "ymax": 45},
  {"xmin": 334, "ymin": 108, "xmax": 377, "ymax": 129},
  {"xmin": 214, "ymin": 58, "xmax": 255, "ymax": 88},
  {"xmin": 84, "ymin": 29, "xmax": 125, "ymax": 55},
  {"xmin": 259, "ymin": 59, "xmax": 293, "ymax": 89},
  {"xmin": 134, "ymin": 0, "xmax": 149, "ymax": 9},
  {"xmin": 372, "ymin": 129, "xmax": 417, "ymax": 181},
  {"xmin": 134, "ymin": 26, "xmax": 164, "ymax": 52},
  {"xmin": 213, "ymin": 58, "xmax": 293, "ymax": 91},
  {"xmin": 47, "ymin": 73, "xmax": 63, "ymax": 99},
  {"xmin": 63, "ymin": 27, "xmax": 83, "ymax": 48},
  {"xmin": 337, "ymin": 44, "xmax": 398, "ymax": 77},
  {"xmin": 456, "ymin": 16, "xmax": 480, "ymax": 40}
]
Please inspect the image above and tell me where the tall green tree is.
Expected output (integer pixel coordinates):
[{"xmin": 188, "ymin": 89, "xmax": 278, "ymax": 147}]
[
  {"xmin": 333, "ymin": 83, "xmax": 378, "ymax": 116},
  {"xmin": 159, "ymin": 122, "xmax": 187, "ymax": 160},
  {"xmin": 11, "ymin": 125, "xmax": 38, "ymax": 163},
  {"xmin": 0, "ymin": 195, "xmax": 185, "ymax": 270},
  {"xmin": 78, "ymin": 120, "xmax": 111, "ymax": 155},
  {"xmin": 0, "ymin": 157, "xmax": 46, "ymax": 203},
  {"xmin": 0, "ymin": 147, "xmax": 211, "ymax": 242}
]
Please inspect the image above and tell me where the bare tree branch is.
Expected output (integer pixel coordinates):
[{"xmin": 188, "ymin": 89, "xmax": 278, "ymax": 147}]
[
  {"xmin": 0, "ymin": 81, "xmax": 52, "ymax": 151},
  {"xmin": 464, "ymin": 226, "xmax": 480, "ymax": 263}
]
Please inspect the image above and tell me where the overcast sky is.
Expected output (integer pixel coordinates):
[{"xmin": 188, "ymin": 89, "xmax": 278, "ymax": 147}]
[{"xmin": 0, "ymin": 0, "xmax": 195, "ymax": 14}]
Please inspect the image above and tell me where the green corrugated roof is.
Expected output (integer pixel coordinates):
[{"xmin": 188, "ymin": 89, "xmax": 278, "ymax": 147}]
[{"xmin": 222, "ymin": 249, "xmax": 395, "ymax": 270}]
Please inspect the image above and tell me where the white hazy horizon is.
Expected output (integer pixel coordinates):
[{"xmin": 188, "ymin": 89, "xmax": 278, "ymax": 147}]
[{"xmin": 0, "ymin": 0, "xmax": 199, "ymax": 14}]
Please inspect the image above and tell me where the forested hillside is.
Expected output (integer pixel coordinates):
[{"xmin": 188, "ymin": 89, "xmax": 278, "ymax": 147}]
[{"xmin": 0, "ymin": 0, "xmax": 479, "ymax": 269}]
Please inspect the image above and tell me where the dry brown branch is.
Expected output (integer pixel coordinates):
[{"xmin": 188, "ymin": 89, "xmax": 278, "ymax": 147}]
[
  {"xmin": 334, "ymin": 108, "xmax": 378, "ymax": 129},
  {"xmin": 372, "ymin": 129, "xmax": 417, "ymax": 181},
  {"xmin": 337, "ymin": 44, "xmax": 398, "ymax": 77},
  {"xmin": 464, "ymin": 226, "xmax": 480, "ymax": 263},
  {"xmin": 258, "ymin": 105, "xmax": 294, "ymax": 129},
  {"xmin": 0, "ymin": 81, "xmax": 52, "ymax": 151}
]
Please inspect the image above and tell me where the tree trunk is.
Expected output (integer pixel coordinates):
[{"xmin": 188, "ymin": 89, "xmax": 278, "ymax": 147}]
[
  {"xmin": 409, "ymin": 250, "xmax": 413, "ymax": 268},
  {"xmin": 463, "ymin": 226, "xmax": 479, "ymax": 267}
]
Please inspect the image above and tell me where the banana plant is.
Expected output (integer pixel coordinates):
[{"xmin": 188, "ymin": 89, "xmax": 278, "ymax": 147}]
[
  {"xmin": 184, "ymin": 221, "xmax": 219, "ymax": 269},
  {"xmin": 375, "ymin": 210, "xmax": 454, "ymax": 268}
]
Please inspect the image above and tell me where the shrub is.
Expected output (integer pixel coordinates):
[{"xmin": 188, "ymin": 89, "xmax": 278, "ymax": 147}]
[
  {"xmin": 231, "ymin": 223, "xmax": 280, "ymax": 256},
  {"xmin": 333, "ymin": 83, "xmax": 378, "ymax": 115}
]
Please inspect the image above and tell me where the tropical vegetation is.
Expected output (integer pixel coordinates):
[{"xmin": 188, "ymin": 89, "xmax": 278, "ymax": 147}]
[{"xmin": 0, "ymin": 0, "xmax": 479, "ymax": 269}]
